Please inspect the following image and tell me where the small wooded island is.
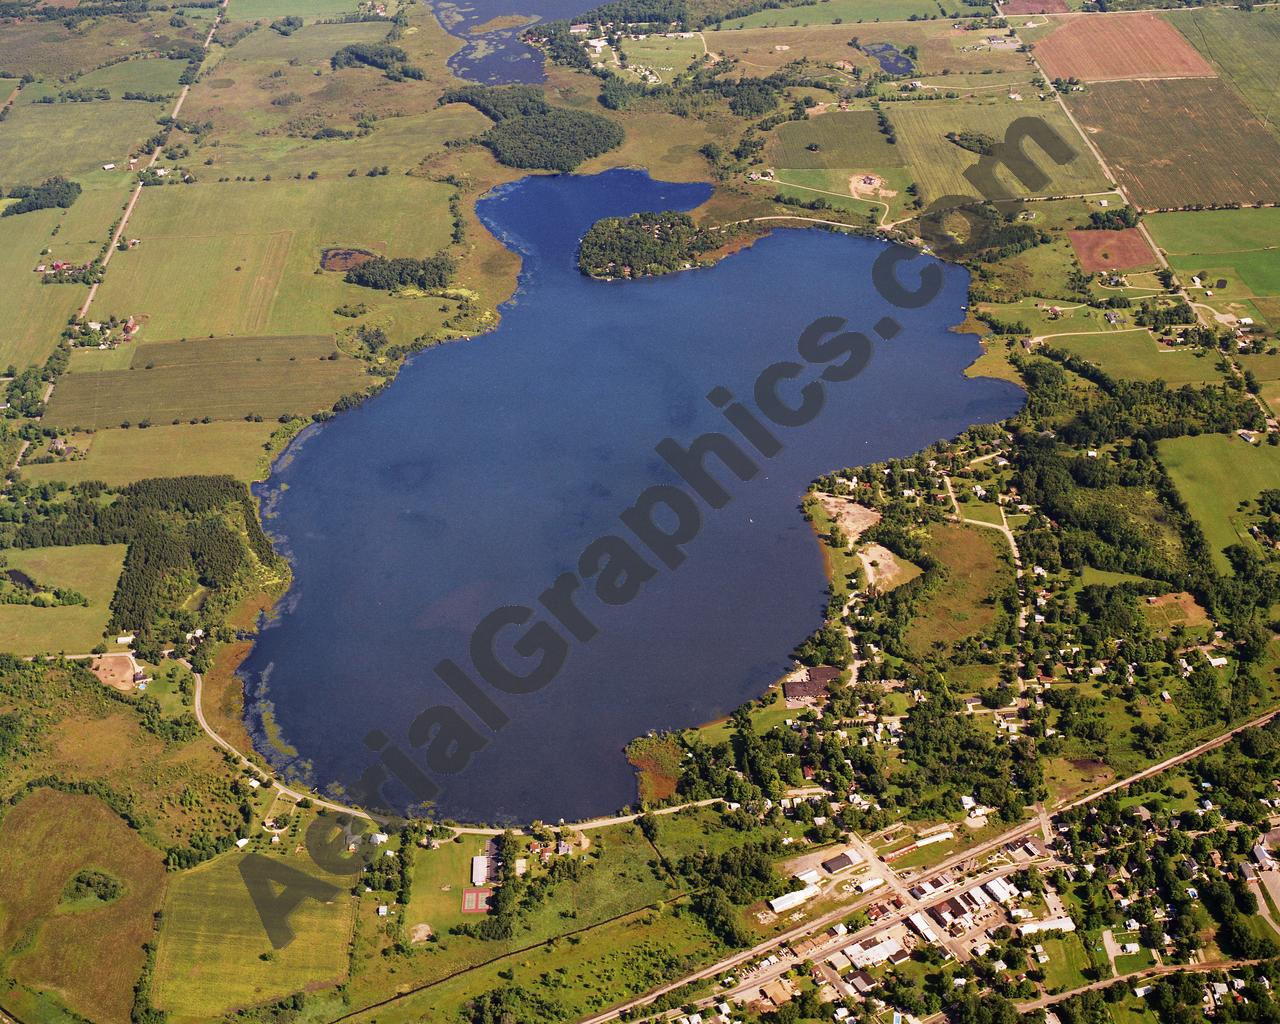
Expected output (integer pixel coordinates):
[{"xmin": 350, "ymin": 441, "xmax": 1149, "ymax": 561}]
[{"xmin": 578, "ymin": 209, "xmax": 717, "ymax": 279}]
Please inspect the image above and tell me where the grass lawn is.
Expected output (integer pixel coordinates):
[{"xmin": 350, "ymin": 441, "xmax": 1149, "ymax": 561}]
[
  {"xmin": 19, "ymin": 421, "xmax": 280, "ymax": 486},
  {"xmin": 1051, "ymin": 330, "xmax": 1226, "ymax": 385},
  {"xmin": 0, "ymin": 788, "xmax": 167, "ymax": 1024},
  {"xmin": 905, "ymin": 521, "xmax": 1011, "ymax": 655},
  {"xmin": 1146, "ymin": 207, "xmax": 1280, "ymax": 257},
  {"xmin": 44, "ymin": 335, "xmax": 368, "ymax": 428},
  {"xmin": 0, "ymin": 544, "xmax": 127, "ymax": 655},
  {"xmin": 1041, "ymin": 932, "xmax": 1092, "ymax": 991},
  {"xmin": 1159, "ymin": 433, "xmax": 1280, "ymax": 571},
  {"xmin": 406, "ymin": 836, "xmax": 488, "ymax": 938},
  {"xmin": 152, "ymin": 848, "xmax": 356, "ymax": 1018},
  {"xmin": 92, "ymin": 177, "xmax": 457, "ymax": 344}
]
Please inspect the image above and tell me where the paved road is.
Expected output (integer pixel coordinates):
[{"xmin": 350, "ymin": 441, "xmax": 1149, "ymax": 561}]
[
  {"xmin": 1019, "ymin": 959, "xmax": 1259, "ymax": 1011},
  {"xmin": 76, "ymin": 0, "xmax": 228, "ymax": 323},
  {"xmin": 571, "ymin": 704, "xmax": 1280, "ymax": 1023}
]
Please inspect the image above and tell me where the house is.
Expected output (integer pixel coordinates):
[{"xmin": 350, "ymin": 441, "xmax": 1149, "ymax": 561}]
[
  {"xmin": 471, "ymin": 855, "xmax": 489, "ymax": 886},
  {"xmin": 102, "ymin": 163, "xmax": 115, "ymax": 171},
  {"xmin": 569, "ymin": 22, "xmax": 590, "ymax": 32},
  {"xmin": 377, "ymin": 904, "xmax": 388, "ymax": 916}
]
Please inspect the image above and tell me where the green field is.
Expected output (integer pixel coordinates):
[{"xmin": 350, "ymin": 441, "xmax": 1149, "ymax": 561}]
[
  {"xmin": 769, "ymin": 109, "xmax": 905, "ymax": 168},
  {"xmin": 44, "ymin": 335, "xmax": 368, "ymax": 429},
  {"xmin": 1146, "ymin": 208, "xmax": 1280, "ymax": 326},
  {"xmin": 1239, "ymin": 352, "xmax": 1280, "ymax": 417},
  {"xmin": 152, "ymin": 849, "xmax": 356, "ymax": 1018},
  {"xmin": 0, "ymin": 788, "xmax": 167, "ymax": 1024},
  {"xmin": 197, "ymin": 103, "xmax": 492, "ymax": 180},
  {"xmin": 621, "ymin": 34, "xmax": 706, "ymax": 81},
  {"xmin": 406, "ymin": 835, "xmax": 489, "ymax": 938},
  {"xmin": 0, "ymin": 544, "xmax": 127, "ymax": 654},
  {"xmin": 0, "ymin": 182, "xmax": 136, "ymax": 368},
  {"xmin": 1172, "ymin": 7, "xmax": 1280, "ymax": 133},
  {"xmin": 1040, "ymin": 933, "xmax": 1093, "ymax": 990},
  {"xmin": 92, "ymin": 177, "xmax": 457, "ymax": 343},
  {"xmin": 1052, "ymin": 329, "xmax": 1226, "ymax": 385},
  {"xmin": 721, "ymin": 0, "xmax": 985, "ymax": 30},
  {"xmin": 1159, "ymin": 433, "xmax": 1280, "ymax": 571},
  {"xmin": 906, "ymin": 521, "xmax": 1011, "ymax": 655},
  {"xmin": 888, "ymin": 97, "xmax": 1110, "ymax": 204},
  {"xmin": 2, "ymin": 89, "xmax": 172, "ymax": 183},
  {"xmin": 227, "ymin": 0, "xmax": 363, "ymax": 20},
  {"xmin": 19, "ymin": 421, "xmax": 281, "ymax": 486},
  {"xmin": 73, "ymin": 56, "xmax": 186, "ymax": 96}
]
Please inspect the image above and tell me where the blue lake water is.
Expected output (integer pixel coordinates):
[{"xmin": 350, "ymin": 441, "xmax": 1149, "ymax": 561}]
[
  {"xmin": 433, "ymin": 0, "xmax": 585, "ymax": 83},
  {"xmin": 241, "ymin": 169, "xmax": 1024, "ymax": 823}
]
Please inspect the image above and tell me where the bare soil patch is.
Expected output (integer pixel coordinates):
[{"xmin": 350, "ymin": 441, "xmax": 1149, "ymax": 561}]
[
  {"xmin": 849, "ymin": 172, "xmax": 898, "ymax": 199},
  {"xmin": 1144, "ymin": 590, "xmax": 1210, "ymax": 631},
  {"xmin": 815, "ymin": 495, "xmax": 881, "ymax": 543},
  {"xmin": 320, "ymin": 247, "xmax": 377, "ymax": 272},
  {"xmin": 859, "ymin": 542, "xmax": 920, "ymax": 592},
  {"xmin": 1037, "ymin": 13, "xmax": 1217, "ymax": 82},
  {"xmin": 410, "ymin": 922, "xmax": 433, "ymax": 943},
  {"xmin": 1068, "ymin": 228, "xmax": 1157, "ymax": 272},
  {"xmin": 90, "ymin": 653, "xmax": 138, "ymax": 691}
]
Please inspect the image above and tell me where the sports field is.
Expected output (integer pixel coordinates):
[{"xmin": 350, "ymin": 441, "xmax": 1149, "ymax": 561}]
[
  {"xmin": 406, "ymin": 836, "xmax": 488, "ymax": 938},
  {"xmin": 1160, "ymin": 433, "xmax": 1280, "ymax": 571},
  {"xmin": 1068, "ymin": 79, "xmax": 1280, "ymax": 209},
  {"xmin": 0, "ymin": 544, "xmax": 127, "ymax": 654},
  {"xmin": 888, "ymin": 98, "xmax": 1109, "ymax": 203},
  {"xmin": 1034, "ymin": 13, "xmax": 1216, "ymax": 82},
  {"xmin": 1050, "ymin": 330, "xmax": 1225, "ymax": 385},
  {"xmin": 1068, "ymin": 229, "xmax": 1157, "ymax": 272},
  {"xmin": 91, "ymin": 177, "xmax": 457, "ymax": 342},
  {"xmin": 152, "ymin": 849, "xmax": 356, "ymax": 1017},
  {"xmin": 43, "ymin": 336, "xmax": 368, "ymax": 428},
  {"xmin": 0, "ymin": 788, "xmax": 167, "ymax": 1024},
  {"xmin": 1172, "ymin": 7, "xmax": 1280, "ymax": 133},
  {"xmin": 19, "ymin": 421, "xmax": 280, "ymax": 486}
]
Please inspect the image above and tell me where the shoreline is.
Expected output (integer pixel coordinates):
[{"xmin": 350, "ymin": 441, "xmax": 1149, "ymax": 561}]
[{"xmin": 226, "ymin": 176, "xmax": 1006, "ymax": 830}]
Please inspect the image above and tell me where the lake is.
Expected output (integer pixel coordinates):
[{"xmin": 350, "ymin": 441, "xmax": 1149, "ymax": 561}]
[
  {"xmin": 433, "ymin": 0, "xmax": 586, "ymax": 83},
  {"xmin": 240, "ymin": 169, "xmax": 1024, "ymax": 824}
]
